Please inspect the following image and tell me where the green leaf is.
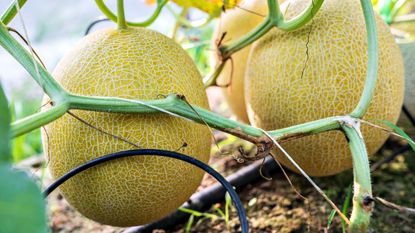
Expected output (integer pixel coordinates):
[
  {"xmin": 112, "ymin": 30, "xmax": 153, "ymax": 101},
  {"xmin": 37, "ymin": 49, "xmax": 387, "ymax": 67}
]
[
  {"xmin": 326, "ymin": 209, "xmax": 336, "ymax": 229},
  {"xmin": 0, "ymin": 164, "xmax": 47, "ymax": 233},
  {"xmin": 0, "ymin": 83, "xmax": 11, "ymax": 163},
  {"xmin": 382, "ymin": 120, "xmax": 415, "ymax": 152},
  {"xmin": 378, "ymin": 0, "xmax": 394, "ymax": 23},
  {"xmin": 184, "ymin": 214, "xmax": 195, "ymax": 233},
  {"xmin": 341, "ymin": 185, "xmax": 352, "ymax": 233}
]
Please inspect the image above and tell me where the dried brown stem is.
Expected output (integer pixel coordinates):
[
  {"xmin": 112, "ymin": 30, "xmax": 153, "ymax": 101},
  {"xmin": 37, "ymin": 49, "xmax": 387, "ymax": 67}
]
[{"xmin": 375, "ymin": 197, "xmax": 415, "ymax": 215}]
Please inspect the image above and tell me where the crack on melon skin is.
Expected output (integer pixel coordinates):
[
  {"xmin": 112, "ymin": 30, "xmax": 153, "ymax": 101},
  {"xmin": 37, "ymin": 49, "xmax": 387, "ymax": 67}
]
[
  {"xmin": 245, "ymin": 0, "xmax": 404, "ymax": 177},
  {"xmin": 42, "ymin": 27, "xmax": 211, "ymax": 226}
]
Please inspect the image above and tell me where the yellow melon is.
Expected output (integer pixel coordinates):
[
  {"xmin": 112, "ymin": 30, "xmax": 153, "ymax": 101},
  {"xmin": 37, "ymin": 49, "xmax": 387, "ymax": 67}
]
[
  {"xmin": 42, "ymin": 27, "xmax": 211, "ymax": 226},
  {"xmin": 245, "ymin": 0, "xmax": 404, "ymax": 176},
  {"xmin": 212, "ymin": 0, "xmax": 284, "ymax": 123}
]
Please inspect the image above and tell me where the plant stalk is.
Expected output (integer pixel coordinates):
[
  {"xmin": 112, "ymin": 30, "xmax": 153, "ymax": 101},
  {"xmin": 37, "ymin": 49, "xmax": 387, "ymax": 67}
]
[
  {"xmin": 219, "ymin": 0, "xmax": 324, "ymax": 61},
  {"xmin": 342, "ymin": 119, "xmax": 373, "ymax": 233},
  {"xmin": 276, "ymin": 0, "xmax": 324, "ymax": 30},
  {"xmin": 0, "ymin": 22, "xmax": 67, "ymax": 102},
  {"xmin": 67, "ymin": 94, "xmax": 342, "ymax": 141},
  {"xmin": 95, "ymin": 0, "xmax": 168, "ymax": 27},
  {"xmin": 116, "ymin": 0, "xmax": 127, "ymax": 29},
  {"xmin": 350, "ymin": 0, "xmax": 378, "ymax": 118},
  {"xmin": 0, "ymin": 0, "xmax": 27, "ymax": 25},
  {"xmin": 11, "ymin": 103, "xmax": 69, "ymax": 138}
]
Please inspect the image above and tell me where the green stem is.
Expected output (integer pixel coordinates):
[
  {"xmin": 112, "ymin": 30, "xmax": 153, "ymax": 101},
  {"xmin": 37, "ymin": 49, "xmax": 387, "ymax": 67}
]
[
  {"xmin": 203, "ymin": 60, "xmax": 226, "ymax": 87},
  {"xmin": 0, "ymin": 84, "xmax": 11, "ymax": 163},
  {"xmin": 342, "ymin": 120, "xmax": 372, "ymax": 232},
  {"xmin": 220, "ymin": 0, "xmax": 324, "ymax": 58},
  {"xmin": 95, "ymin": 0, "xmax": 168, "ymax": 27},
  {"xmin": 65, "ymin": 93, "xmax": 341, "ymax": 142},
  {"xmin": 1, "ymin": 0, "xmax": 27, "ymax": 25},
  {"xmin": 350, "ymin": 0, "xmax": 378, "ymax": 118},
  {"xmin": 117, "ymin": 0, "xmax": 127, "ymax": 29},
  {"xmin": 11, "ymin": 103, "xmax": 69, "ymax": 138},
  {"xmin": 276, "ymin": 0, "xmax": 324, "ymax": 31},
  {"xmin": 219, "ymin": 19, "xmax": 273, "ymax": 59},
  {"xmin": 267, "ymin": 0, "xmax": 283, "ymax": 22},
  {"xmin": 171, "ymin": 7, "xmax": 188, "ymax": 40},
  {"xmin": 68, "ymin": 94, "xmax": 264, "ymax": 138},
  {"xmin": 268, "ymin": 116, "xmax": 341, "ymax": 138},
  {"xmin": 0, "ymin": 22, "xmax": 67, "ymax": 102}
]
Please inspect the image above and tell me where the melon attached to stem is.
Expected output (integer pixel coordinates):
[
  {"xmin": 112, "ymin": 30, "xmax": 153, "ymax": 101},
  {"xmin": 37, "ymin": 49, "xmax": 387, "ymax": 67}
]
[
  {"xmin": 212, "ymin": 0, "xmax": 271, "ymax": 123},
  {"xmin": 246, "ymin": 0, "xmax": 404, "ymax": 176},
  {"xmin": 43, "ymin": 27, "xmax": 211, "ymax": 226}
]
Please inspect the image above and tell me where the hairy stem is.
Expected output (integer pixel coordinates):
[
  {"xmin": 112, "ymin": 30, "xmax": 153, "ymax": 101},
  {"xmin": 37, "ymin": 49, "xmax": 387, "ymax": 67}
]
[
  {"xmin": 350, "ymin": 0, "xmax": 378, "ymax": 118},
  {"xmin": 0, "ymin": 22, "xmax": 66, "ymax": 102},
  {"xmin": 0, "ymin": 0, "xmax": 27, "ymax": 25},
  {"xmin": 64, "ymin": 94, "xmax": 342, "ymax": 142},
  {"xmin": 11, "ymin": 103, "xmax": 69, "ymax": 138},
  {"xmin": 342, "ymin": 119, "xmax": 372, "ymax": 232}
]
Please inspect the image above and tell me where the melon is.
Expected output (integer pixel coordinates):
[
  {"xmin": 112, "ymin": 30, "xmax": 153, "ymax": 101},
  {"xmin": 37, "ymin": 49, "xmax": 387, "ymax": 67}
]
[
  {"xmin": 42, "ymin": 27, "xmax": 211, "ymax": 226},
  {"xmin": 211, "ymin": 0, "xmax": 272, "ymax": 123},
  {"xmin": 245, "ymin": 0, "xmax": 404, "ymax": 176}
]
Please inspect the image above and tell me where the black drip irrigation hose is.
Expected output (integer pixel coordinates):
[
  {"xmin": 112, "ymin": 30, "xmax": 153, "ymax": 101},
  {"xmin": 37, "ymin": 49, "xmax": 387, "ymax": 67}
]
[
  {"xmin": 44, "ymin": 149, "xmax": 249, "ymax": 233},
  {"xmin": 403, "ymin": 104, "xmax": 415, "ymax": 127},
  {"xmin": 85, "ymin": 17, "xmax": 111, "ymax": 35},
  {"xmin": 124, "ymin": 156, "xmax": 279, "ymax": 233},
  {"xmin": 371, "ymin": 144, "xmax": 411, "ymax": 171}
]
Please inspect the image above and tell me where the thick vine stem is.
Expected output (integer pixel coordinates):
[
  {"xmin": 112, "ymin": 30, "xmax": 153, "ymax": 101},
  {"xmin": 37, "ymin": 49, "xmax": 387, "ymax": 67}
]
[
  {"xmin": 1, "ymin": 0, "xmax": 27, "ymax": 25},
  {"xmin": 11, "ymin": 103, "xmax": 69, "ymax": 138},
  {"xmin": 95, "ymin": 0, "xmax": 168, "ymax": 27},
  {"xmin": 116, "ymin": 0, "xmax": 127, "ymax": 29},
  {"xmin": 67, "ymin": 94, "xmax": 341, "ymax": 143},
  {"xmin": 218, "ymin": 0, "xmax": 324, "ymax": 60},
  {"xmin": 276, "ymin": 0, "xmax": 324, "ymax": 30},
  {"xmin": 0, "ymin": 22, "xmax": 67, "ymax": 103},
  {"xmin": 350, "ymin": 0, "xmax": 378, "ymax": 118},
  {"xmin": 341, "ymin": 116, "xmax": 373, "ymax": 233}
]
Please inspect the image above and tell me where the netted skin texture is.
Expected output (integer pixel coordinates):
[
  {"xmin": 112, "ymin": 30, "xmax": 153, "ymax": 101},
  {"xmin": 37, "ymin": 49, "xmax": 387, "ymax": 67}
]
[
  {"xmin": 42, "ymin": 27, "xmax": 211, "ymax": 226},
  {"xmin": 212, "ymin": 0, "xmax": 271, "ymax": 123},
  {"xmin": 246, "ymin": 0, "xmax": 404, "ymax": 176}
]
